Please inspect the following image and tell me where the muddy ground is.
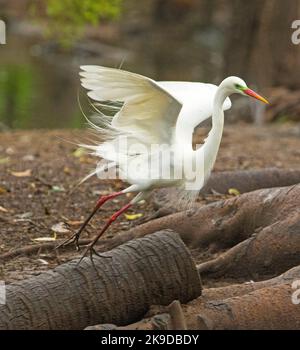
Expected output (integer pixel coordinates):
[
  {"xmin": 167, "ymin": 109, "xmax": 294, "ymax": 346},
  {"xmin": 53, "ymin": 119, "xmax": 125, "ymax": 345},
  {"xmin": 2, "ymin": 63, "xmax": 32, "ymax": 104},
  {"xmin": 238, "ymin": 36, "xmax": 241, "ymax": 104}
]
[{"xmin": 0, "ymin": 123, "xmax": 300, "ymax": 286}]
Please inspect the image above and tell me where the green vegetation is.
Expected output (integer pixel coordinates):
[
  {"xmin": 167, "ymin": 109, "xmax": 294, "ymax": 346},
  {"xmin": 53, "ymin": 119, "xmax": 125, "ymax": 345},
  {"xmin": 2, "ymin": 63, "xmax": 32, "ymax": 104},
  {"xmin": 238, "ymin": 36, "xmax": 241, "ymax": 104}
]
[
  {"xmin": 36, "ymin": 0, "xmax": 123, "ymax": 46},
  {"xmin": 0, "ymin": 65, "xmax": 35, "ymax": 128}
]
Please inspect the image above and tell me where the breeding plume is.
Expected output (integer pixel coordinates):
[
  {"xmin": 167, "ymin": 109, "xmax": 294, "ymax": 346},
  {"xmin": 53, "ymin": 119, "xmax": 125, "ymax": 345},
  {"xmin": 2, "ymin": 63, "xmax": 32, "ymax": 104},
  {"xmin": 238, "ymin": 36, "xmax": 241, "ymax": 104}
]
[{"xmin": 59, "ymin": 66, "xmax": 268, "ymax": 260}]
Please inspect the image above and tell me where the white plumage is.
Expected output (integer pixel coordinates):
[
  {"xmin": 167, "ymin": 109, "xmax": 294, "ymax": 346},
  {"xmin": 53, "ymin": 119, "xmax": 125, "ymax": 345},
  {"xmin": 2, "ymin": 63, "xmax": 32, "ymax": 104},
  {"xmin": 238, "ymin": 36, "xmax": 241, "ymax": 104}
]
[
  {"xmin": 60, "ymin": 65, "xmax": 268, "ymax": 260},
  {"xmin": 80, "ymin": 66, "xmax": 231, "ymax": 188},
  {"xmin": 80, "ymin": 66, "xmax": 231, "ymax": 145}
]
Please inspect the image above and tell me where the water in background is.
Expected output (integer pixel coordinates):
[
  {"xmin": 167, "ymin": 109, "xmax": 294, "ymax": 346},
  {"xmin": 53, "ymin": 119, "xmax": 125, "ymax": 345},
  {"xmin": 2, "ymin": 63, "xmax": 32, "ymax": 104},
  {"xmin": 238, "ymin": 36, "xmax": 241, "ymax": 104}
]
[
  {"xmin": 0, "ymin": 32, "xmax": 83, "ymax": 129},
  {"xmin": 0, "ymin": 24, "xmax": 223, "ymax": 129}
]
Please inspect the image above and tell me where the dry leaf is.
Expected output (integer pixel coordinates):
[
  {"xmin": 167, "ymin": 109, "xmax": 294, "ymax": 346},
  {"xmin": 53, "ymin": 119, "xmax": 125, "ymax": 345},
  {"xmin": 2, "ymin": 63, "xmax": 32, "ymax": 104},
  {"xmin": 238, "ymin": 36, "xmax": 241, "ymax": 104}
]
[
  {"xmin": 51, "ymin": 185, "xmax": 65, "ymax": 192},
  {"xmin": 37, "ymin": 258, "xmax": 49, "ymax": 265},
  {"xmin": 93, "ymin": 189, "xmax": 110, "ymax": 196},
  {"xmin": 66, "ymin": 220, "xmax": 84, "ymax": 226},
  {"xmin": 0, "ymin": 206, "xmax": 8, "ymax": 213},
  {"xmin": 228, "ymin": 188, "xmax": 241, "ymax": 196},
  {"xmin": 33, "ymin": 236, "xmax": 56, "ymax": 242},
  {"xmin": 16, "ymin": 212, "xmax": 32, "ymax": 219},
  {"xmin": 0, "ymin": 187, "xmax": 7, "ymax": 195},
  {"xmin": 51, "ymin": 222, "xmax": 70, "ymax": 234},
  {"xmin": 0, "ymin": 157, "xmax": 10, "ymax": 164},
  {"xmin": 79, "ymin": 157, "xmax": 94, "ymax": 164},
  {"xmin": 73, "ymin": 147, "xmax": 86, "ymax": 158},
  {"xmin": 22, "ymin": 154, "xmax": 35, "ymax": 161},
  {"xmin": 124, "ymin": 213, "xmax": 143, "ymax": 220},
  {"xmin": 10, "ymin": 169, "xmax": 32, "ymax": 177},
  {"xmin": 63, "ymin": 166, "xmax": 71, "ymax": 175}
]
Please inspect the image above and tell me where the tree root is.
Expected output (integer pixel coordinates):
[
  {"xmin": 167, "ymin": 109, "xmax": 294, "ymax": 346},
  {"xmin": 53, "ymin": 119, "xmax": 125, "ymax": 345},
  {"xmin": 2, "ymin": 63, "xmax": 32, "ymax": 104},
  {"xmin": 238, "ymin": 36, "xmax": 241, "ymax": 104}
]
[
  {"xmin": 197, "ymin": 210, "xmax": 300, "ymax": 279},
  {"xmin": 195, "ymin": 283, "xmax": 300, "ymax": 330},
  {"xmin": 85, "ymin": 300, "xmax": 187, "ymax": 330},
  {"xmin": 98, "ymin": 184, "xmax": 300, "ymax": 252},
  {"xmin": 4, "ymin": 182, "xmax": 300, "ymax": 273},
  {"xmin": 0, "ymin": 230, "xmax": 201, "ymax": 330},
  {"xmin": 102, "ymin": 265, "xmax": 300, "ymax": 330},
  {"xmin": 153, "ymin": 168, "xmax": 300, "ymax": 214},
  {"xmin": 201, "ymin": 265, "xmax": 300, "ymax": 300}
]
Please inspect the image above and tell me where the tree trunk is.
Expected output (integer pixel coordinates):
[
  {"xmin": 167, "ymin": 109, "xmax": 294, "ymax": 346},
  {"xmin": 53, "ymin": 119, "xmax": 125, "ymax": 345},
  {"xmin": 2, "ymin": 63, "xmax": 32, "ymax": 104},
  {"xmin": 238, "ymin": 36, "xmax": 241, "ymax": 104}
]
[
  {"xmin": 224, "ymin": 0, "xmax": 300, "ymax": 89},
  {"xmin": 0, "ymin": 230, "xmax": 202, "ymax": 330}
]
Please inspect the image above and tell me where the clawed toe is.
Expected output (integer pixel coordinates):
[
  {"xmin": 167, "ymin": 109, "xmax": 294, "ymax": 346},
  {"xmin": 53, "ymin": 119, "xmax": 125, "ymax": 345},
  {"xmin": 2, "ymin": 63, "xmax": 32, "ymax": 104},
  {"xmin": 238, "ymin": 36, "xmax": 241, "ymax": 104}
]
[
  {"xmin": 76, "ymin": 243, "xmax": 112, "ymax": 266},
  {"xmin": 55, "ymin": 232, "xmax": 80, "ymax": 250}
]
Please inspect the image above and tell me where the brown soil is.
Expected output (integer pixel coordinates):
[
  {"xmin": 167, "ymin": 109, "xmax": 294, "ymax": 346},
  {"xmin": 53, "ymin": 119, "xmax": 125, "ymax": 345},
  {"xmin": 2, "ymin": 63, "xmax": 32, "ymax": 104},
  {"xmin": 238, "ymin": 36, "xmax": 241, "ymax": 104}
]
[{"xmin": 0, "ymin": 123, "xmax": 299, "ymax": 284}]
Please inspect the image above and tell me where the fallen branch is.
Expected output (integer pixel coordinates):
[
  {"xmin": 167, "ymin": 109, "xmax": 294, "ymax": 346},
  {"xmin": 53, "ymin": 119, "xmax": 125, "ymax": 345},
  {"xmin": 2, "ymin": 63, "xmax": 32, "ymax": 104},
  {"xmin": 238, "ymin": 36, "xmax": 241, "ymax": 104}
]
[
  {"xmin": 0, "ymin": 238, "xmax": 110, "ymax": 263},
  {"xmin": 0, "ymin": 230, "xmax": 201, "ymax": 330}
]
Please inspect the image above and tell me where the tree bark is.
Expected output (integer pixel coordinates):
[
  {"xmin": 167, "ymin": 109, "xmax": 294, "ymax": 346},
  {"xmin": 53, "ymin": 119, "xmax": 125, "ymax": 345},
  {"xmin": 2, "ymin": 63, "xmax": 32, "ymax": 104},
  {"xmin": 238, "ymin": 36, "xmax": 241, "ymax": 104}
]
[
  {"xmin": 196, "ymin": 283, "xmax": 300, "ymax": 330},
  {"xmin": 201, "ymin": 265, "xmax": 300, "ymax": 301},
  {"xmin": 100, "ymin": 184, "xmax": 300, "ymax": 252},
  {"xmin": 224, "ymin": 0, "xmax": 300, "ymax": 89},
  {"xmin": 0, "ymin": 230, "xmax": 202, "ymax": 330},
  {"xmin": 153, "ymin": 168, "xmax": 300, "ymax": 214},
  {"xmin": 97, "ymin": 265, "xmax": 300, "ymax": 330},
  {"xmin": 197, "ymin": 211, "xmax": 300, "ymax": 279}
]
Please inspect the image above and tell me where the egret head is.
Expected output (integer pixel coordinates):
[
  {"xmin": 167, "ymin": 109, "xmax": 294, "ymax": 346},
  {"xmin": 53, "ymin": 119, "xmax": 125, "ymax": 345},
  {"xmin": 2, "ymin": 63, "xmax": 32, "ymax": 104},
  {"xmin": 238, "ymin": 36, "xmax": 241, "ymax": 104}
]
[{"xmin": 221, "ymin": 76, "xmax": 269, "ymax": 104}]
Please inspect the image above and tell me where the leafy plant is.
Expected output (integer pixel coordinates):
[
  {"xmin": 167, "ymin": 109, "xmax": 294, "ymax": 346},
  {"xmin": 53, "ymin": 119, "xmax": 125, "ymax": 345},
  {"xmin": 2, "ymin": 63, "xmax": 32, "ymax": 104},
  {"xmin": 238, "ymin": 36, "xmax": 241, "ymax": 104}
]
[{"xmin": 33, "ymin": 0, "xmax": 123, "ymax": 46}]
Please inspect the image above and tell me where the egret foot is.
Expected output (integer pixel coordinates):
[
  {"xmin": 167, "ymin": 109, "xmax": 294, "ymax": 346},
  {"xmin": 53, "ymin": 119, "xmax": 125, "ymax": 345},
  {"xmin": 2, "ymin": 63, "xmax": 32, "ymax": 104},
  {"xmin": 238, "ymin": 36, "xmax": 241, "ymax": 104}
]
[
  {"xmin": 56, "ymin": 191, "xmax": 124, "ymax": 251},
  {"xmin": 77, "ymin": 244, "xmax": 112, "ymax": 267},
  {"xmin": 77, "ymin": 202, "xmax": 132, "ymax": 265}
]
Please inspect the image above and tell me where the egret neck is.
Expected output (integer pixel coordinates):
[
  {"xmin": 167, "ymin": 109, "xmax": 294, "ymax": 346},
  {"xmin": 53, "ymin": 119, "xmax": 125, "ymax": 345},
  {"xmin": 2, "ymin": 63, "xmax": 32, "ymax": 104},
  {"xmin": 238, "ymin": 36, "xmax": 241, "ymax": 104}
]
[{"xmin": 201, "ymin": 85, "xmax": 228, "ymax": 180}]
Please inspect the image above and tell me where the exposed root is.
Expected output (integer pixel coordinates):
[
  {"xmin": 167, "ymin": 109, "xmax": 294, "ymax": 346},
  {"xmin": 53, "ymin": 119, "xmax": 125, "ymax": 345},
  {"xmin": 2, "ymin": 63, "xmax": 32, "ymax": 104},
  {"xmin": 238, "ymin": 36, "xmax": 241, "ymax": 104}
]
[
  {"xmin": 153, "ymin": 168, "xmax": 300, "ymax": 213},
  {"xmin": 195, "ymin": 283, "xmax": 300, "ymax": 330}
]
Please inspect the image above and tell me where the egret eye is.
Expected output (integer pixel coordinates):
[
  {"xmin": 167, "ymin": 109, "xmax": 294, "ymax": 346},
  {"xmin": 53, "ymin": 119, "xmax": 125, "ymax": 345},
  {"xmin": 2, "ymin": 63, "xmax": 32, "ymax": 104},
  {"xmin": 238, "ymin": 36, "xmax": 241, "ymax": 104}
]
[{"xmin": 235, "ymin": 84, "xmax": 242, "ymax": 89}]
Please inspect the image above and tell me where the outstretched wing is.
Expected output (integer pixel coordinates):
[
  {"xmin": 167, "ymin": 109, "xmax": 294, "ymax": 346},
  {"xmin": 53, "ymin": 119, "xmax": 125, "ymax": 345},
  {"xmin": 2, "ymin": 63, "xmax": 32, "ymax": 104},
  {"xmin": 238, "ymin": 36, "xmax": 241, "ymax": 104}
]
[{"xmin": 80, "ymin": 65, "xmax": 183, "ymax": 145}]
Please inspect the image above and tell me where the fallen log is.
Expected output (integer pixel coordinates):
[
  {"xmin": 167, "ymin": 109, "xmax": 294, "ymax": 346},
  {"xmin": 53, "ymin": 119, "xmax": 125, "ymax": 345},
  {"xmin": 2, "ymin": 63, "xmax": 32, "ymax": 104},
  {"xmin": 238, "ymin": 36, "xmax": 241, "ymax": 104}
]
[
  {"xmin": 153, "ymin": 168, "xmax": 300, "ymax": 213},
  {"xmin": 0, "ymin": 230, "xmax": 201, "ymax": 330},
  {"xmin": 85, "ymin": 265, "xmax": 300, "ymax": 330}
]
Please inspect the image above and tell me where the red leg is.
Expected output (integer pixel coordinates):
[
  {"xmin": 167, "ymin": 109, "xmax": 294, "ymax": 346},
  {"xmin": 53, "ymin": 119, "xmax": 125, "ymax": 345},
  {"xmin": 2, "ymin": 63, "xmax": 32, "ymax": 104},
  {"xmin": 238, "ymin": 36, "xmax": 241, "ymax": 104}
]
[
  {"xmin": 95, "ymin": 191, "xmax": 123, "ymax": 208},
  {"xmin": 79, "ymin": 202, "xmax": 132, "ymax": 263},
  {"xmin": 57, "ymin": 191, "xmax": 124, "ymax": 250}
]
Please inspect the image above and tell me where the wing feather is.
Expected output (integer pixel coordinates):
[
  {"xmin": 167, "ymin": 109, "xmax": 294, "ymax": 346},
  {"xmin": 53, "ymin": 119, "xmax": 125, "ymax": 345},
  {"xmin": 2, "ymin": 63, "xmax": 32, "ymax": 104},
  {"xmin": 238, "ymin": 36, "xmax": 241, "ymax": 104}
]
[{"xmin": 80, "ymin": 65, "xmax": 183, "ymax": 145}]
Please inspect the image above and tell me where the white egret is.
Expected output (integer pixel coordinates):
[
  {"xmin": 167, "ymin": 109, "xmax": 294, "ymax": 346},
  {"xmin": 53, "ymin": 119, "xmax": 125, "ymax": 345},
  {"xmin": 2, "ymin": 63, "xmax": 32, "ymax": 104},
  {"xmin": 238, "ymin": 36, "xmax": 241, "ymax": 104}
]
[{"xmin": 59, "ymin": 66, "xmax": 268, "ymax": 260}]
